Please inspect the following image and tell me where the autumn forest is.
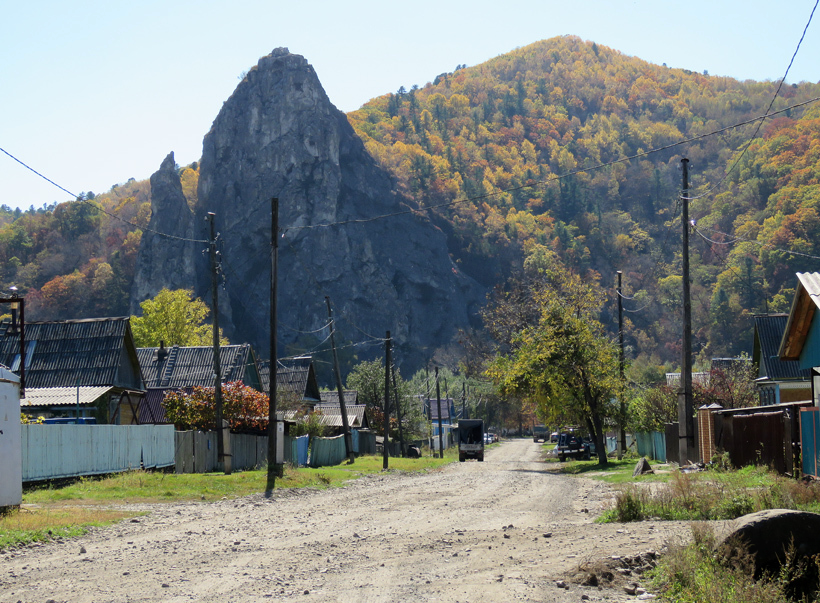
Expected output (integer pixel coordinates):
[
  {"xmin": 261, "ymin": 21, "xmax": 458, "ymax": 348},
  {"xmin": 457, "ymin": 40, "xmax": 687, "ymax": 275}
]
[{"xmin": 2, "ymin": 36, "xmax": 820, "ymax": 382}]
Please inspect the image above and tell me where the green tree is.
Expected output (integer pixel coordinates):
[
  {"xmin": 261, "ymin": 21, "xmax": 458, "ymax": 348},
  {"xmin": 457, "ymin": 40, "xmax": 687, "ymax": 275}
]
[
  {"xmin": 485, "ymin": 247, "xmax": 619, "ymax": 464},
  {"xmin": 131, "ymin": 288, "xmax": 227, "ymax": 348}
]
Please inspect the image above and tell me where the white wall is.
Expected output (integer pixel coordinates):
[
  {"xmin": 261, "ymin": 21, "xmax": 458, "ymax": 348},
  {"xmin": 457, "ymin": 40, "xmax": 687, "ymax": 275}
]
[{"xmin": 0, "ymin": 368, "xmax": 22, "ymax": 506}]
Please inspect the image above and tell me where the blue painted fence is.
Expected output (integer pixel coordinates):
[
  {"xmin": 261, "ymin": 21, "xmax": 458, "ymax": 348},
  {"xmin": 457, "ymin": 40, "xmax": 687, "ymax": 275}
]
[
  {"xmin": 310, "ymin": 434, "xmax": 346, "ymax": 467},
  {"xmin": 801, "ymin": 407, "xmax": 820, "ymax": 477},
  {"xmin": 22, "ymin": 424, "xmax": 175, "ymax": 482},
  {"xmin": 635, "ymin": 431, "xmax": 667, "ymax": 462}
]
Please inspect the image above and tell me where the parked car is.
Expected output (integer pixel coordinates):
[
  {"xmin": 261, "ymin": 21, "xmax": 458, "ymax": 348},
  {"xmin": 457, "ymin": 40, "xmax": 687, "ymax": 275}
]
[
  {"xmin": 483, "ymin": 433, "xmax": 493, "ymax": 444},
  {"xmin": 550, "ymin": 432, "xmax": 559, "ymax": 443},
  {"xmin": 555, "ymin": 432, "xmax": 591, "ymax": 461}
]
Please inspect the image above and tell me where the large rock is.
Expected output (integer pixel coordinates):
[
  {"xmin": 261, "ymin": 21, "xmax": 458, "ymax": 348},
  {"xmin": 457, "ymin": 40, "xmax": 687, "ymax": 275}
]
[
  {"xmin": 131, "ymin": 152, "xmax": 200, "ymax": 307},
  {"xmin": 132, "ymin": 49, "xmax": 484, "ymax": 373},
  {"xmin": 716, "ymin": 509, "xmax": 820, "ymax": 576}
]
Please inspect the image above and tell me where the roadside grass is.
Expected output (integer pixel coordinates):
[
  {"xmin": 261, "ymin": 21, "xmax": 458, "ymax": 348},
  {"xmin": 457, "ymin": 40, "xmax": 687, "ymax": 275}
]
[
  {"xmin": 596, "ymin": 464, "xmax": 819, "ymax": 523},
  {"xmin": 0, "ymin": 506, "xmax": 132, "ymax": 550},
  {"xmin": 4, "ymin": 452, "xmax": 454, "ymax": 551},
  {"xmin": 648, "ymin": 523, "xmax": 815, "ymax": 603},
  {"xmin": 560, "ymin": 457, "xmax": 670, "ymax": 484}
]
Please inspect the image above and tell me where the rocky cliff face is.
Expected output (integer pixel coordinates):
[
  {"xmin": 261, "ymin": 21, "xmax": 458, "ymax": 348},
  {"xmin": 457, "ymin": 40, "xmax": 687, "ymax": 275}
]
[
  {"xmin": 131, "ymin": 152, "xmax": 200, "ymax": 308},
  {"xmin": 132, "ymin": 48, "xmax": 483, "ymax": 372}
]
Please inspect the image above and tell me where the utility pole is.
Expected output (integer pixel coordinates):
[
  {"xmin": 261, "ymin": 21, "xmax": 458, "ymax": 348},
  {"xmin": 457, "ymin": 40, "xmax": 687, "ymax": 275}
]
[
  {"xmin": 326, "ymin": 296, "xmax": 354, "ymax": 463},
  {"xmin": 266, "ymin": 197, "xmax": 281, "ymax": 493},
  {"xmin": 617, "ymin": 271, "xmax": 625, "ymax": 460},
  {"xmin": 435, "ymin": 367, "xmax": 444, "ymax": 459},
  {"xmin": 678, "ymin": 159, "xmax": 695, "ymax": 466},
  {"xmin": 207, "ymin": 212, "xmax": 229, "ymax": 475},
  {"xmin": 383, "ymin": 331, "xmax": 391, "ymax": 470},
  {"xmin": 461, "ymin": 382, "xmax": 466, "ymax": 420},
  {"xmin": 391, "ymin": 366, "xmax": 405, "ymax": 457}
]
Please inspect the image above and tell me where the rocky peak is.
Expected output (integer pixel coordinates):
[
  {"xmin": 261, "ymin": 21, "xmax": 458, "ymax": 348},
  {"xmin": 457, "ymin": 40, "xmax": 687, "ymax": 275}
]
[
  {"xmin": 131, "ymin": 152, "xmax": 199, "ymax": 311},
  {"xmin": 133, "ymin": 50, "xmax": 483, "ymax": 373}
]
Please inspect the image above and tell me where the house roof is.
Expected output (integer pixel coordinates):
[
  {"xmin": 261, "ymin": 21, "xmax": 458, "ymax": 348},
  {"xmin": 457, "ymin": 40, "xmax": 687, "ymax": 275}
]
[
  {"xmin": 426, "ymin": 397, "xmax": 455, "ymax": 420},
  {"xmin": 21, "ymin": 386, "xmax": 114, "ymax": 408},
  {"xmin": 314, "ymin": 403, "xmax": 369, "ymax": 429},
  {"xmin": 259, "ymin": 357, "xmax": 321, "ymax": 403},
  {"xmin": 781, "ymin": 272, "xmax": 820, "ymax": 361},
  {"xmin": 319, "ymin": 390, "xmax": 359, "ymax": 405},
  {"xmin": 753, "ymin": 314, "xmax": 811, "ymax": 381},
  {"xmin": 136, "ymin": 344, "xmax": 262, "ymax": 390},
  {"xmin": 0, "ymin": 317, "xmax": 143, "ymax": 390}
]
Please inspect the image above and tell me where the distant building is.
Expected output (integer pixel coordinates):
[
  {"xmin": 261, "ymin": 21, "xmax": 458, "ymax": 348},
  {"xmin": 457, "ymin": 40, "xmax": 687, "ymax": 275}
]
[{"xmin": 753, "ymin": 314, "xmax": 811, "ymax": 405}]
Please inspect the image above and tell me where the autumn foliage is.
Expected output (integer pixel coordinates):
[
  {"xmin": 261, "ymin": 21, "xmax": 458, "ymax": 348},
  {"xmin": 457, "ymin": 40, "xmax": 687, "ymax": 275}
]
[{"xmin": 163, "ymin": 381, "xmax": 269, "ymax": 432}]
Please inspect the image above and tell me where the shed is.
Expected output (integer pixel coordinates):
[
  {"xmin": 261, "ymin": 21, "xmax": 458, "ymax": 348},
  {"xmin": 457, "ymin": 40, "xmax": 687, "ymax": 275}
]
[{"xmin": 0, "ymin": 365, "xmax": 21, "ymax": 507}]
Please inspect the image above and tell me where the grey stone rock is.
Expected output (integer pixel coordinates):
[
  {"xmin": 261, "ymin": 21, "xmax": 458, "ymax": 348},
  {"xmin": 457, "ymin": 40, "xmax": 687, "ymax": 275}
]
[
  {"xmin": 633, "ymin": 457, "xmax": 653, "ymax": 476},
  {"xmin": 717, "ymin": 509, "xmax": 820, "ymax": 576},
  {"xmin": 133, "ymin": 50, "xmax": 483, "ymax": 371}
]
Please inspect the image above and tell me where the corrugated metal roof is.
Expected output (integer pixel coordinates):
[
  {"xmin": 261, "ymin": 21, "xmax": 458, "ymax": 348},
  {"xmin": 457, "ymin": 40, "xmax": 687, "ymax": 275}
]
[
  {"xmin": 259, "ymin": 357, "xmax": 321, "ymax": 402},
  {"xmin": 320, "ymin": 390, "xmax": 359, "ymax": 405},
  {"xmin": 753, "ymin": 314, "xmax": 811, "ymax": 381},
  {"xmin": 314, "ymin": 404, "xmax": 368, "ymax": 428},
  {"xmin": 136, "ymin": 344, "xmax": 260, "ymax": 389},
  {"xmin": 0, "ymin": 317, "xmax": 139, "ymax": 389},
  {"xmin": 21, "ymin": 386, "xmax": 114, "ymax": 407}
]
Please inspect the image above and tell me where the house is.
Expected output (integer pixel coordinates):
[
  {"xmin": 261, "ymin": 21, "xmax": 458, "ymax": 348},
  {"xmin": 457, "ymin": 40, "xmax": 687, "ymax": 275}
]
[
  {"xmin": 0, "ymin": 317, "xmax": 145, "ymax": 423},
  {"xmin": 779, "ymin": 272, "xmax": 820, "ymax": 405},
  {"xmin": 312, "ymin": 404, "xmax": 371, "ymax": 433},
  {"xmin": 753, "ymin": 314, "xmax": 811, "ymax": 405},
  {"xmin": 259, "ymin": 356, "xmax": 322, "ymax": 410},
  {"xmin": 319, "ymin": 390, "xmax": 359, "ymax": 406},
  {"xmin": 135, "ymin": 343, "xmax": 263, "ymax": 423}
]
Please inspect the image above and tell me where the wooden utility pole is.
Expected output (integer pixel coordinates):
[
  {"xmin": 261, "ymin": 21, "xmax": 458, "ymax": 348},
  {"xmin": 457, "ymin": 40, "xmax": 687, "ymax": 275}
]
[
  {"xmin": 326, "ymin": 296, "xmax": 354, "ymax": 463},
  {"xmin": 207, "ymin": 212, "xmax": 229, "ymax": 474},
  {"xmin": 383, "ymin": 331, "xmax": 391, "ymax": 469},
  {"xmin": 435, "ymin": 367, "xmax": 444, "ymax": 459},
  {"xmin": 617, "ymin": 270, "xmax": 626, "ymax": 460},
  {"xmin": 391, "ymin": 366, "xmax": 405, "ymax": 457},
  {"xmin": 678, "ymin": 159, "xmax": 695, "ymax": 466},
  {"xmin": 266, "ymin": 197, "xmax": 281, "ymax": 493}
]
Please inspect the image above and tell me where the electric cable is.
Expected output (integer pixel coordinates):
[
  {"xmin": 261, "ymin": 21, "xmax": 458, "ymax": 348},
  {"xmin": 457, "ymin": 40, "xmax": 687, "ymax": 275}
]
[
  {"xmin": 682, "ymin": 0, "xmax": 819, "ymax": 202},
  {"xmin": 1, "ymin": 146, "xmax": 209, "ymax": 243}
]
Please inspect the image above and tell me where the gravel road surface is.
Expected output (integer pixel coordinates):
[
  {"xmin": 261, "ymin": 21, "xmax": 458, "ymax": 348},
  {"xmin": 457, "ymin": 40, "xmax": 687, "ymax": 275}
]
[{"xmin": 1, "ymin": 439, "xmax": 689, "ymax": 602}]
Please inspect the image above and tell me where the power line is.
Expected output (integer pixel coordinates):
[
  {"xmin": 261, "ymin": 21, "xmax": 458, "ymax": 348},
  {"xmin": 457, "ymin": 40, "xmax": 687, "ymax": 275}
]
[
  {"xmin": 0, "ymin": 145, "xmax": 208, "ymax": 244},
  {"xmin": 283, "ymin": 95, "xmax": 820, "ymax": 234},
  {"xmin": 683, "ymin": 0, "xmax": 819, "ymax": 202},
  {"xmin": 694, "ymin": 224, "xmax": 820, "ymax": 262}
]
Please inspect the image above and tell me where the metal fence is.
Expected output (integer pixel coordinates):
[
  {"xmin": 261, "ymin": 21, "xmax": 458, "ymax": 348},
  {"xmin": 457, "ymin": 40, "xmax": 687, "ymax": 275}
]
[{"xmin": 22, "ymin": 424, "xmax": 174, "ymax": 482}]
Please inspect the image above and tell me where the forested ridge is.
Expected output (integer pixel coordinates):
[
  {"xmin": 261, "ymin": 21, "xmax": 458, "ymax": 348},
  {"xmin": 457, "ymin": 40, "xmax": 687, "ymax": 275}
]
[
  {"xmin": 347, "ymin": 36, "xmax": 820, "ymax": 373},
  {"xmin": 2, "ymin": 35, "xmax": 820, "ymax": 376}
]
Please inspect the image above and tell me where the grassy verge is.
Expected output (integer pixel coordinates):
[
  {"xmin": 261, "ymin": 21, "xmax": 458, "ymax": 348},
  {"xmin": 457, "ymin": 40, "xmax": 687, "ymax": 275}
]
[
  {"xmin": 649, "ymin": 523, "xmax": 816, "ymax": 603},
  {"xmin": 3, "ymin": 452, "xmax": 455, "ymax": 551},
  {"xmin": 597, "ymin": 465, "xmax": 820, "ymax": 522},
  {"xmin": 0, "ymin": 507, "xmax": 133, "ymax": 550},
  {"xmin": 560, "ymin": 457, "xmax": 671, "ymax": 483}
]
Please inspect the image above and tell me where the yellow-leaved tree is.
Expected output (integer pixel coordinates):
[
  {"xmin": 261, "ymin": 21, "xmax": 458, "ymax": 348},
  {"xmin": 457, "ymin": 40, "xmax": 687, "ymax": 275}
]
[{"xmin": 130, "ymin": 288, "xmax": 228, "ymax": 348}]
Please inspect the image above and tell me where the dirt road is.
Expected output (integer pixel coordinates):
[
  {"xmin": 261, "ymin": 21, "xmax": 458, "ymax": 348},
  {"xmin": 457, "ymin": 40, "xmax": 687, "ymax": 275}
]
[{"xmin": 1, "ymin": 439, "xmax": 689, "ymax": 602}]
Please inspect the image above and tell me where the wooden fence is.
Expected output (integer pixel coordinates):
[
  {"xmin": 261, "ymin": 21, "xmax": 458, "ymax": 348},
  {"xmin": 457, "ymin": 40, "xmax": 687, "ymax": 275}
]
[{"xmin": 22, "ymin": 424, "xmax": 174, "ymax": 482}]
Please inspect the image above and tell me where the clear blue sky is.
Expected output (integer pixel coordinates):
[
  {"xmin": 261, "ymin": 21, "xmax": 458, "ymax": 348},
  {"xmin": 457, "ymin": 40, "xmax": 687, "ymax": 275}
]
[{"xmin": 2, "ymin": 0, "xmax": 819, "ymax": 210}]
